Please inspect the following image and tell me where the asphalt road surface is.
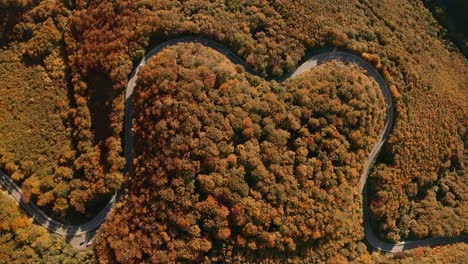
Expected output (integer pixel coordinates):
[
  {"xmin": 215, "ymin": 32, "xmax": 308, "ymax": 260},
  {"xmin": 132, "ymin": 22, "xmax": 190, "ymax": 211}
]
[{"xmin": 1, "ymin": 36, "xmax": 466, "ymax": 251}]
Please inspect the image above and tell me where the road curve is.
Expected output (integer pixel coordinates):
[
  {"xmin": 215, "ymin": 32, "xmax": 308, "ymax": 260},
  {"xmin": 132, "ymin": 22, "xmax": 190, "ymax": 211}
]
[{"xmin": 1, "ymin": 36, "xmax": 466, "ymax": 251}]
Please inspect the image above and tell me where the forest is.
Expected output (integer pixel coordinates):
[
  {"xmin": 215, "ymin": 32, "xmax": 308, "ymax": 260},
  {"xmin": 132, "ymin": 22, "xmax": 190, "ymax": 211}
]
[
  {"xmin": 0, "ymin": 0, "xmax": 466, "ymax": 263},
  {"xmin": 95, "ymin": 43, "xmax": 385, "ymax": 263},
  {"xmin": 0, "ymin": 191, "xmax": 95, "ymax": 263}
]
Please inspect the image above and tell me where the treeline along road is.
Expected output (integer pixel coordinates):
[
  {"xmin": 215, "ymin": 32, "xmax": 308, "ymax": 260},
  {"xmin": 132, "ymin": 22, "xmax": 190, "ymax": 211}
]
[{"xmin": 1, "ymin": 36, "xmax": 466, "ymax": 251}]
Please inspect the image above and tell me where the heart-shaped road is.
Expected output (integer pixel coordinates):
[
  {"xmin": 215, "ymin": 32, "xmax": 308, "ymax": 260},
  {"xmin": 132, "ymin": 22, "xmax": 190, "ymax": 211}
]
[{"xmin": 1, "ymin": 36, "xmax": 466, "ymax": 251}]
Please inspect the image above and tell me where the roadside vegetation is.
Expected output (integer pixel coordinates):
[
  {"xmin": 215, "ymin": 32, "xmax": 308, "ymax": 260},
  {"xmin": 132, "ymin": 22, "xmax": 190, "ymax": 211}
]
[
  {"xmin": 95, "ymin": 43, "xmax": 385, "ymax": 263},
  {"xmin": 0, "ymin": 0, "xmax": 466, "ymax": 262},
  {"xmin": 66, "ymin": 0, "xmax": 467, "ymax": 246},
  {"xmin": 0, "ymin": 2, "xmax": 81, "ymax": 222},
  {"xmin": 372, "ymin": 242, "xmax": 468, "ymax": 263},
  {"xmin": 0, "ymin": 1, "xmax": 124, "ymax": 222},
  {"xmin": 0, "ymin": 191, "xmax": 96, "ymax": 264}
]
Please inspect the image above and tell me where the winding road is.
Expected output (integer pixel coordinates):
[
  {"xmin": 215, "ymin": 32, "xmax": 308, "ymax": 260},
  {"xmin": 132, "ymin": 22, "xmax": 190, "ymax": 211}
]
[{"xmin": 1, "ymin": 36, "xmax": 466, "ymax": 251}]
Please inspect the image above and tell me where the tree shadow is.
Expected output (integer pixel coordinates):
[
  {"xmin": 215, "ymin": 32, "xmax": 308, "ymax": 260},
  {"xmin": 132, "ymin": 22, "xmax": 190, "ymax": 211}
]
[{"xmin": 86, "ymin": 71, "xmax": 114, "ymax": 145}]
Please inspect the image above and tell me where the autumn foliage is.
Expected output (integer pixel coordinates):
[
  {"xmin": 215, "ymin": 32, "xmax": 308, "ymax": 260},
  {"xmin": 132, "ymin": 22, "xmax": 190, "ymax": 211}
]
[
  {"xmin": 0, "ymin": 192, "xmax": 95, "ymax": 263},
  {"xmin": 95, "ymin": 43, "xmax": 385, "ymax": 263},
  {"xmin": 0, "ymin": 0, "xmax": 466, "ymax": 262}
]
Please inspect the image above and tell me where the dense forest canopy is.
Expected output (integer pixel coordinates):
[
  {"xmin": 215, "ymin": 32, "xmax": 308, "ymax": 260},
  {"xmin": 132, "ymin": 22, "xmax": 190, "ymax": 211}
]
[
  {"xmin": 95, "ymin": 43, "xmax": 386, "ymax": 263},
  {"xmin": 0, "ymin": 0, "xmax": 466, "ymax": 263}
]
